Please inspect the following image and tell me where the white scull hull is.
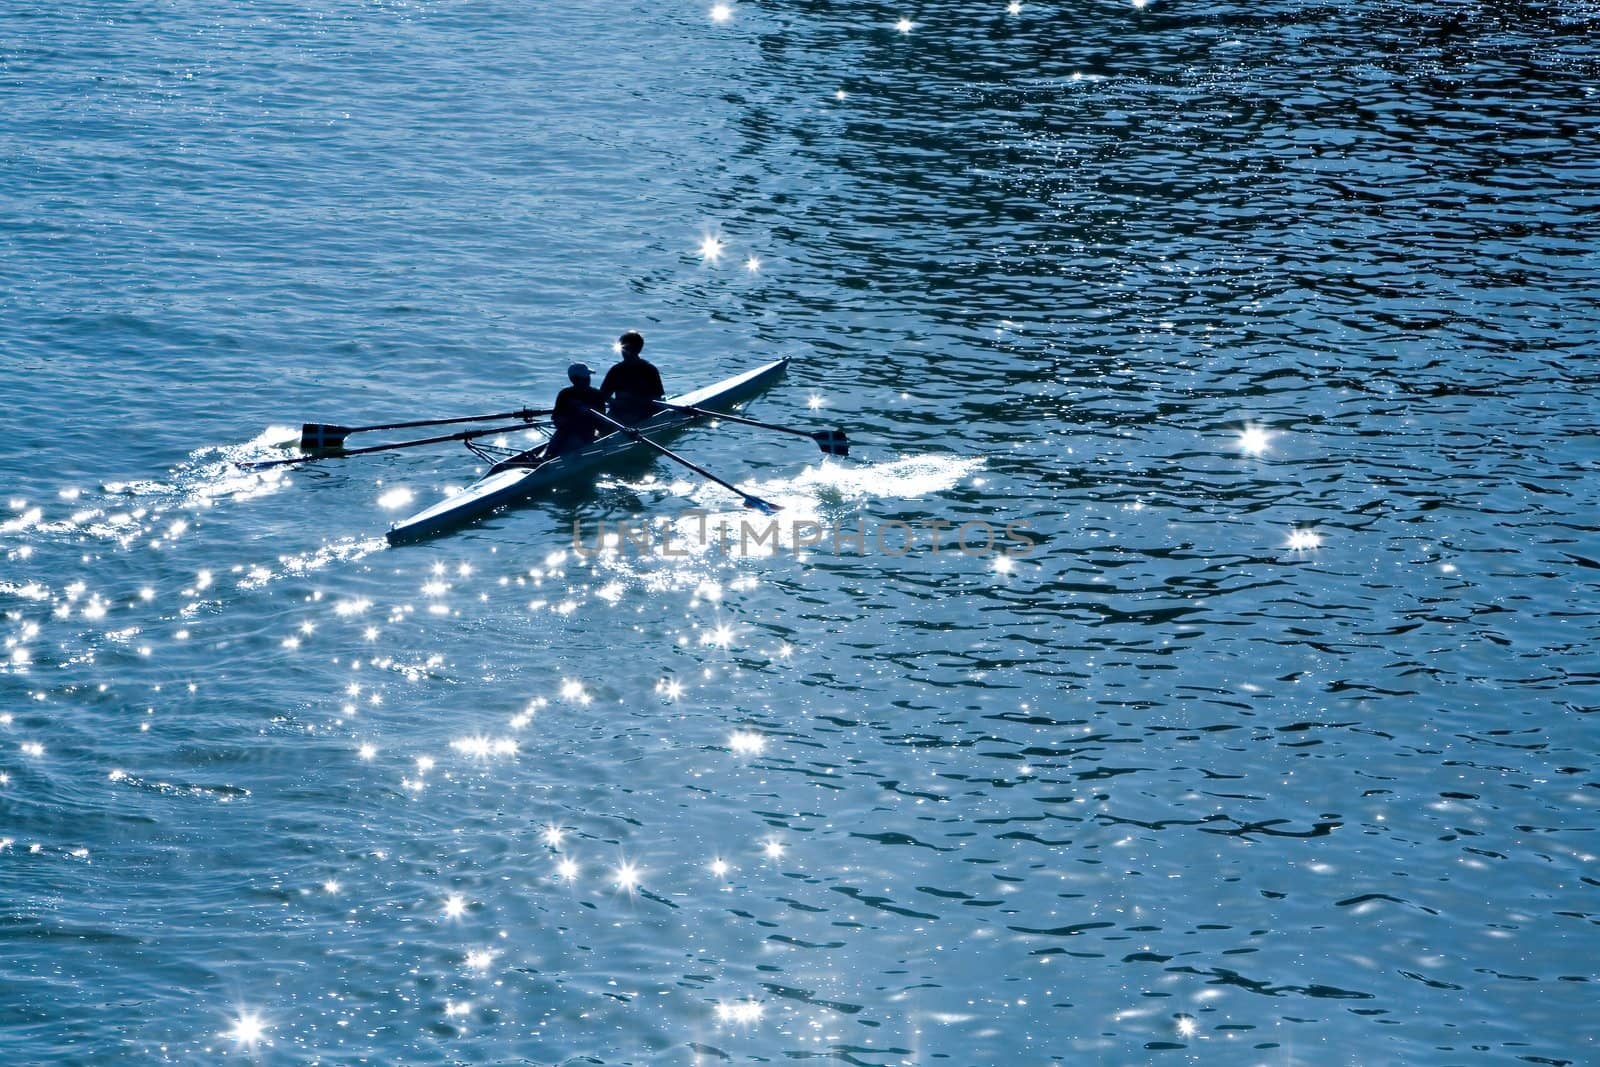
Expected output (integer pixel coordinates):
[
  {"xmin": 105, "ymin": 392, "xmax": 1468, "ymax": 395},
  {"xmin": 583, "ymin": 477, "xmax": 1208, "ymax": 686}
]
[{"xmin": 386, "ymin": 358, "xmax": 789, "ymax": 544}]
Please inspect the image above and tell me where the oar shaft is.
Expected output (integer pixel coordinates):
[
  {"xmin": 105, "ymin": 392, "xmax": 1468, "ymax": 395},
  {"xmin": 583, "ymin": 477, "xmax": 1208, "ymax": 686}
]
[
  {"xmin": 654, "ymin": 402, "xmax": 809, "ymax": 438},
  {"xmin": 300, "ymin": 408, "xmax": 551, "ymax": 451},
  {"xmin": 651, "ymin": 400, "xmax": 847, "ymax": 456},
  {"xmin": 327, "ymin": 409, "xmax": 548, "ymax": 436},
  {"xmin": 242, "ymin": 422, "xmax": 538, "ymax": 471},
  {"xmin": 590, "ymin": 409, "xmax": 778, "ymax": 513}
]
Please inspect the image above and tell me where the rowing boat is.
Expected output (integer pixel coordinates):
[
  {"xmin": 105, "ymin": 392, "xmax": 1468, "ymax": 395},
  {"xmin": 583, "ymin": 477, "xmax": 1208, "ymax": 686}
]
[{"xmin": 386, "ymin": 358, "xmax": 790, "ymax": 544}]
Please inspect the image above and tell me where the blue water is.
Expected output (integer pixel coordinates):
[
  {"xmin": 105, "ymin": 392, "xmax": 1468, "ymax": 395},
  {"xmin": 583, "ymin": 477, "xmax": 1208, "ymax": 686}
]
[{"xmin": 3, "ymin": 2, "xmax": 1598, "ymax": 1063}]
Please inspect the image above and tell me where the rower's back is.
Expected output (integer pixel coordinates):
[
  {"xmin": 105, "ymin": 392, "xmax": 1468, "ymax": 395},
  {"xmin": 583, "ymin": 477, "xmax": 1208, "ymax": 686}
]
[{"xmin": 600, "ymin": 330, "xmax": 665, "ymax": 425}]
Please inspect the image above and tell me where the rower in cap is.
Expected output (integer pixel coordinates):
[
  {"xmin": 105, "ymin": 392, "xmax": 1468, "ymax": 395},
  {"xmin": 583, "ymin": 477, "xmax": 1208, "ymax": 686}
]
[
  {"xmin": 544, "ymin": 362, "xmax": 607, "ymax": 458},
  {"xmin": 599, "ymin": 330, "xmax": 665, "ymax": 425}
]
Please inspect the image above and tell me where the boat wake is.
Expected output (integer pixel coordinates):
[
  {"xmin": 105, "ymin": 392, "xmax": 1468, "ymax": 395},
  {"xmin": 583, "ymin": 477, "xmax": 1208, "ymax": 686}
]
[
  {"xmin": 787, "ymin": 453, "xmax": 985, "ymax": 505},
  {"xmin": 580, "ymin": 452, "xmax": 988, "ymax": 585},
  {"xmin": 0, "ymin": 427, "xmax": 387, "ymax": 671}
]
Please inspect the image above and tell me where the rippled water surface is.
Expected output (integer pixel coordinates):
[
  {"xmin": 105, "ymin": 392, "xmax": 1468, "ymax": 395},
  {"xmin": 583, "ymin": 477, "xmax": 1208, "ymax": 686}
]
[{"xmin": 3, "ymin": 2, "xmax": 1598, "ymax": 1064}]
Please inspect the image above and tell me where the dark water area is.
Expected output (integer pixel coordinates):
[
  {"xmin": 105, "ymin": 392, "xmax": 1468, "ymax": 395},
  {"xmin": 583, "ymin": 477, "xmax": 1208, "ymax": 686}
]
[{"xmin": 2, "ymin": 1, "xmax": 1598, "ymax": 1064}]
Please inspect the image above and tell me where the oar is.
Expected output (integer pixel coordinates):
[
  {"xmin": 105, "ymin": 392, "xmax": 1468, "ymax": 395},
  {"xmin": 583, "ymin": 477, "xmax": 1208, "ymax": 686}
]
[
  {"xmin": 300, "ymin": 409, "xmax": 549, "ymax": 451},
  {"xmin": 589, "ymin": 409, "xmax": 781, "ymax": 514},
  {"xmin": 239, "ymin": 422, "xmax": 541, "ymax": 472},
  {"xmin": 652, "ymin": 401, "xmax": 848, "ymax": 456}
]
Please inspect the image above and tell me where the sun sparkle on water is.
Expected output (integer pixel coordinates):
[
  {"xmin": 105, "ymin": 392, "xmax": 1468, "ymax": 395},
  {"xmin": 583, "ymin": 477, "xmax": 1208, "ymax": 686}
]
[
  {"xmin": 1238, "ymin": 423, "xmax": 1273, "ymax": 456},
  {"xmin": 729, "ymin": 730, "xmax": 765, "ymax": 755},
  {"xmin": 709, "ymin": 2, "xmax": 732, "ymax": 22},
  {"xmin": 715, "ymin": 999, "xmax": 765, "ymax": 1025},
  {"xmin": 1287, "ymin": 527, "xmax": 1323, "ymax": 550},
  {"xmin": 701, "ymin": 623, "xmax": 735, "ymax": 648},
  {"xmin": 613, "ymin": 861, "xmax": 642, "ymax": 891},
  {"xmin": 225, "ymin": 1011, "xmax": 266, "ymax": 1047},
  {"xmin": 376, "ymin": 486, "xmax": 414, "ymax": 510},
  {"xmin": 698, "ymin": 235, "xmax": 725, "ymax": 263}
]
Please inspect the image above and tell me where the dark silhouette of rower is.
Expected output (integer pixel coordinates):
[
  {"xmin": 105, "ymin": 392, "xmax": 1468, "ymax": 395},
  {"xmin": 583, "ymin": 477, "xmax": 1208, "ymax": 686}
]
[
  {"xmin": 599, "ymin": 330, "xmax": 665, "ymax": 425},
  {"xmin": 544, "ymin": 363, "xmax": 606, "ymax": 458}
]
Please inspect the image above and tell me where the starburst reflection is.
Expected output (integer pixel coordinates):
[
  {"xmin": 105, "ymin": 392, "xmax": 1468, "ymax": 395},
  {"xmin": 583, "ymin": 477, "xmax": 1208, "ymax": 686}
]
[
  {"xmin": 225, "ymin": 1011, "xmax": 266, "ymax": 1047},
  {"xmin": 715, "ymin": 999, "xmax": 765, "ymax": 1025},
  {"xmin": 1238, "ymin": 424, "xmax": 1273, "ymax": 456},
  {"xmin": 377, "ymin": 487, "xmax": 414, "ymax": 510},
  {"xmin": 443, "ymin": 893, "xmax": 468, "ymax": 919},
  {"xmin": 556, "ymin": 857, "xmax": 579, "ymax": 881},
  {"xmin": 701, "ymin": 623, "xmax": 735, "ymax": 648},
  {"xmin": 745, "ymin": 254, "xmax": 761, "ymax": 272},
  {"xmin": 709, "ymin": 2, "xmax": 732, "ymax": 22},
  {"xmin": 698, "ymin": 235, "xmax": 725, "ymax": 263},
  {"xmin": 729, "ymin": 730, "xmax": 765, "ymax": 755},
  {"xmin": 464, "ymin": 948, "xmax": 496, "ymax": 973},
  {"xmin": 613, "ymin": 861, "xmax": 642, "ymax": 892},
  {"xmin": 542, "ymin": 824, "xmax": 565, "ymax": 848},
  {"xmin": 1287, "ymin": 527, "xmax": 1322, "ymax": 550},
  {"xmin": 895, "ymin": 17, "xmax": 915, "ymax": 33},
  {"xmin": 710, "ymin": 858, "xmax": 730, "ymax": 877},
  {"xmin": 450, "ymin": 735, "xmax": 518, "ymax": 758},
  {"xmin": 762, "ymin": 838, "xmax": 785, "ymax": 860}
]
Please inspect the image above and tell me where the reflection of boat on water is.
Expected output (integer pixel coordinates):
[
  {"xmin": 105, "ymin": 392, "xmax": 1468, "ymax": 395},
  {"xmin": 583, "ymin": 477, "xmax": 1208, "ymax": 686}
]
[{"xmin": 386, "ymin": 358, "xmax": 791, "ymax": 545}]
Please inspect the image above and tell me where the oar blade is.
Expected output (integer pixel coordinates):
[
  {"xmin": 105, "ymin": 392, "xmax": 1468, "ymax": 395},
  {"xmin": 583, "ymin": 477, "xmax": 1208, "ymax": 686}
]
[
  {"xmin": 743, "ymin": 495, "xmax": 782, "ymax": 515},
  {"xmin": 812, "ymin": 429, "xmax": 849, "ymax": 457},
  {"xmin": 300, "ymin": 423, "xmax": 352, "ymax": 452}
]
